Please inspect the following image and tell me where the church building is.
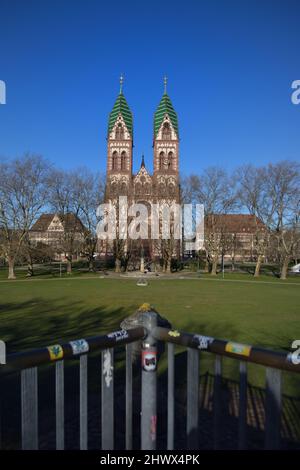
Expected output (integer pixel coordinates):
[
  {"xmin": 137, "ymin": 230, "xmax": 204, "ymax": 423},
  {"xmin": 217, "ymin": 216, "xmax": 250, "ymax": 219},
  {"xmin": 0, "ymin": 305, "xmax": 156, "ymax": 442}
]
[{"xmin": 104, "ymin": 76, "xmax": 181, "ymax": 265}]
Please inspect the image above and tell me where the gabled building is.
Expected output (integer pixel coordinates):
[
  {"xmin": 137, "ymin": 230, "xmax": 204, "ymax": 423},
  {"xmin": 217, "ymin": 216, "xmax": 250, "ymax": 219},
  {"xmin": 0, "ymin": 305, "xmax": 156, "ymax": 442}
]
[{"xmin": 29, "ymin": 213, "xmax": 85, "ymax": 260}]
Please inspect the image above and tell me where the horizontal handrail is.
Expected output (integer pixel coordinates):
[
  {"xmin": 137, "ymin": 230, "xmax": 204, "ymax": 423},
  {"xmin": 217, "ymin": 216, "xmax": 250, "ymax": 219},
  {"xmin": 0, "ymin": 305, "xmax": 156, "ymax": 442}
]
[
  {"xmin": 0, "ymin": 327, "xmax": 145, "ymax": 375},
  {"xmin": 2, "ymin": 323, "xmax": 299, "ymax": 375},
  {"xmin": 154, "ymin": 326, "xmax": 300, "ymax": 373}
]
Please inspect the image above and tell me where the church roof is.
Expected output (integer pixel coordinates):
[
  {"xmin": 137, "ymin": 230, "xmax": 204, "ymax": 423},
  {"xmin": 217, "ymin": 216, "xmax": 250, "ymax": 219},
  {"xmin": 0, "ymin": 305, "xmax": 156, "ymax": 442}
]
[
  {"xmin": 108, "ymin": 92, "xmax": 133, "ymax": 137},
  {"xmin": 154, "ymin": 92, "xmax": 178, "ymax": 138}
]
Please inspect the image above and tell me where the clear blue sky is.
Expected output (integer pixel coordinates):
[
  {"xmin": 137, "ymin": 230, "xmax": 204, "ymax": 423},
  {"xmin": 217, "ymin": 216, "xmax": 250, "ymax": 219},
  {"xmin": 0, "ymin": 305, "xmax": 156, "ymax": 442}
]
[{"xmin": 0, "ymin": 0, "xmax": 299, "ymax": 176}]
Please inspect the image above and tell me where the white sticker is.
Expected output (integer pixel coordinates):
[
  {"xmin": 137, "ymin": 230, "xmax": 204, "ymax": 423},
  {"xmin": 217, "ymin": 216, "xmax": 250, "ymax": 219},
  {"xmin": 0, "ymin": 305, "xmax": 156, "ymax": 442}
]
[
  {"xmin": 69, "ymin": 339, "xmax": 89, "ymax": 355},
  {"xmin": 193, "ymin": 335, "xmax": 214, "ymax": 350},
  {"xmin": 142, "ymin": 351, "xmax": 157, "ymax": 371},
  {"xmin": 107, "ymin": 330, "xmax": 129, "ymax": 342}
]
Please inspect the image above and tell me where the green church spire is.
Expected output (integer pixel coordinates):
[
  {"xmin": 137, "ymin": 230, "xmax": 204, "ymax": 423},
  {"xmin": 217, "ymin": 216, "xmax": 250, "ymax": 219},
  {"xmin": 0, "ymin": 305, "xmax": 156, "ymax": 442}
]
[
  {"xmin": 154, "ymin": 76, "xmax": 178, "ymax": 138},
  {"xmin": 108, "ymin": 75, "xmax": 133, "ymax": 137}
]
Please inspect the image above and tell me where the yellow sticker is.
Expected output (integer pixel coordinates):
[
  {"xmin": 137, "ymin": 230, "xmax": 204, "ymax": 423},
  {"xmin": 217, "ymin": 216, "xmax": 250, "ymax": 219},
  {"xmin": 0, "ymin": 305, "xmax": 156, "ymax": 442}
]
[
  {"xmin": 47, "ymin": 344, "xmax": 64, "ymax": 361},
  {"xmin": 225, "ymin": 342, "xmax": 251, "ymax": 357},
  {"xmin": 138, "ymin": 303, "xmax": 151, "ymax": 312},
  {"xmin": 168, "ymin": 330, "xmax": 180, "ymax": 338}
]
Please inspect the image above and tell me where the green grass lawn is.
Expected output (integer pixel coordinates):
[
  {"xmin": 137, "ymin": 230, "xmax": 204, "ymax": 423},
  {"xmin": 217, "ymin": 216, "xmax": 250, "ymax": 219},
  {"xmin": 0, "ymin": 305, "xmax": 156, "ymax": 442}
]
[{"xmin": 1, "ymin": 274, "xmax": 300, "ymax": 394}]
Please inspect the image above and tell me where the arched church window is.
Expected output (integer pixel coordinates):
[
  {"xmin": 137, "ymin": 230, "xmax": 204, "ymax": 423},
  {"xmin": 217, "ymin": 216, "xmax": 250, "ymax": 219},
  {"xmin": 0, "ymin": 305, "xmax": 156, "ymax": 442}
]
[
  {"xmin": 168, "ymin": 151, "xmax": 174, "ymax": 169},
  {"xmin": 135, "ymin": 183, "xmax": 142, "ymax": 195},
  {"xmin": 111, "ymin": 182, "xmax": 117, "ymax": 194},
  {"xmin": 162, "ymin": 122, "xmax": 171, "ymax": 140},
  {"xmin": 144, "ymin": 183, "xmax": 150, "ymax": 194},
  {"xmin": 121, "ymin": 151, "xmax": 127, "ymax": 171},
  {"xmin": 168, "ymin": 183, "xmax": 175, "ymax": 196},
  {"xmin": 159, "ymin": 151, "xmax": 165, "ymax": 170},
  {"xmin": 121, "ymin": 182, "xmax": 127, "ymax": 194},
  {"xmin": 116, "ymin": 123, "xmax": 124, "ymax": 140},
  {"xmin": 158, "ymin": 182, "xmax": 165, "ymax": 196},
  {"xmin": 112, "ymin": 151, "xmax": 118, "ymax": 170}
]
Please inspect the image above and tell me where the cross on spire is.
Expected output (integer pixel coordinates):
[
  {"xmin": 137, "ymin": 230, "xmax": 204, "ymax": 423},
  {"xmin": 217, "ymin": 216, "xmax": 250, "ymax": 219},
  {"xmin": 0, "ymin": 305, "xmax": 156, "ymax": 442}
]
[
  {"xmin": 120, "ymin": 73, "xmax": 124, "ymax": 93},
  {"xmin": 163, "ymin": 75, "xmax": 168, "ymax": 94}
]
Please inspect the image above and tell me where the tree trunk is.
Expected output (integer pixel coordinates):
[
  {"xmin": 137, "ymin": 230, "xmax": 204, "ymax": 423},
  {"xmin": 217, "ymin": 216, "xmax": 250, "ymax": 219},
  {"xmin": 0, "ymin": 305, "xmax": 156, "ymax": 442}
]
[
  {"xmin": 27, "ymin": 262, "xmax": 34, "ymax": 277},
  {"xmin": 66, "ymin": 258, "xmax": 72, "ymax": 274},
  {"xmin": 204, "ymin": 259, "xmax": 209, "ymax": 273},
  {"xmin": 254, "ymin": 254, "xmax": 263, "ymax": 277},
  {"xmin": 280, "ymin": 257, "xmax": 290, "ymax": 280},
  {"xmin": 211, "ymin": 258, "xmax": 218, "ymax": 276},
  {"xmin": 115, "ymin": 258, "xmax": 121, "ymax": 273},
  {"xmin": 88, "ymin": 258, "xmax": 95, "ymax": 272},
  {"xmin": 166, "ymin": 259, "xmax": 171, "ymax": 273},
  {"xmin": 8, "ymin": 256, "xmax": 16, "ymax": 280}
]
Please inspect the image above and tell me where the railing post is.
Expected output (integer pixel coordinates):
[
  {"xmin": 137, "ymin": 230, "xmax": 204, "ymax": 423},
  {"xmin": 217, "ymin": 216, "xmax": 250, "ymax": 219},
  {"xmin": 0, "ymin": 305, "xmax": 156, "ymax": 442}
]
[
  {"xmin": 238, "ymin": 361, "xmax": 247, "ymax": 450},
  {"xmin": 21, "ymin": 367, "xmax": 38, "ymax": 450},
  {"xmin": 187, "ymin": 348, "xmax": 199, "ymax": 449},
  {"xmin": 167, "ymin": 342, "xmax": 175, "ymax": 450},
  {"xmin": 121, "ymin": 303, "xmax": 171, "ymax": 451},
  {"xmin": 101, "ymin": 348, "xmax": 114, "ymax": 450},
  {"xmin": 125, "ymin": 343, "xmax": 133, "ymax": 450},
  {"xmin": 265, "ymin": 367, "xmax": 282, "ymax": 449},
  {"xmin": 80, "ymin": 354, "xmax": 88, "ymax": 450},
  {"xmin": 140, "ymin": 308, "xmax": 158, "ymax": 450},
  {"xmin": 213, "ymin": 355, "xmax": 222, "ymax": 450},
  {"xmin": 55, "ymin": 360, "xmax": 64, "ymax": 450}
]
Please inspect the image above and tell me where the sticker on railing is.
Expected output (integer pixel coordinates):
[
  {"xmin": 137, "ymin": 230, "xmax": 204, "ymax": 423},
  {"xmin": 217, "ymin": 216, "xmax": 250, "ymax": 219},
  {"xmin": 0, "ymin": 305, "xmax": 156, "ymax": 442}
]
[
  {"xmin": 225, "ymin": 342, "xmax": 251, "ymax": 357},
  {"xmin": 107, "ymin": 330, "xmax": 129, "ymax": 342},
  {"xmin": 193, "ymin": 334, "xmax": 214, "ymax": 350},
  {"xmin": 47, "ymin": 344, "xmax": 64, "ymax": 361},
  {"xmin": 142, "ymin": 350, "xmax": 157, "ymax": 371},
  {"xmin": 150, "ymin": 415, "xmax": 157, "ymax": 442},
  {"xmin": 168, "ymin": 330, "xmax": 180, "ymax": 338},
  {"xmin": 103, "ymin": 349, "xmax": 113, "ymax": 387},
  {"xmin": 69, "ymin": 339, "xmax": 89, "ymax": 355}
]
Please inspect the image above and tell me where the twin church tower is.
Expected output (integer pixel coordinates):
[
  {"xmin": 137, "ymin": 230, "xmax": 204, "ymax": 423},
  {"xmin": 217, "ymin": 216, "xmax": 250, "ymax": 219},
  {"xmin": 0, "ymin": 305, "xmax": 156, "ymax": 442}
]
[{"xmin": 105, "ymin": 76, "xmax": 180, "ymax": 207}]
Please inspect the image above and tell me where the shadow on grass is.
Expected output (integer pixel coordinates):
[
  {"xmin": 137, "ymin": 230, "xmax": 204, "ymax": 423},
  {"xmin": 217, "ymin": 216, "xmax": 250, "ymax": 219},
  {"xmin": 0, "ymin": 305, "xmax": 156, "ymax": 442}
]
[{"xmin": 0, "ymin": 300, "xmax": 136, "ymax": 353}]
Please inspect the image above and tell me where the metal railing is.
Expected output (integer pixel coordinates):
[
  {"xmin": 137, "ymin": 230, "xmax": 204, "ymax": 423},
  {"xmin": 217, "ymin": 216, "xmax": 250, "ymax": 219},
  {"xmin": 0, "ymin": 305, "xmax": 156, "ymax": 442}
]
[
  {"xmin": 154, "ymin": 325, "xmax": 300, "ymax": 450},
  {"xmin": 0, "ymin": 304, "xmax": 300, "ymax": 450},
  {"xmin": 0, "ymin": 326, "xmax": 145, "ymax": 450}
]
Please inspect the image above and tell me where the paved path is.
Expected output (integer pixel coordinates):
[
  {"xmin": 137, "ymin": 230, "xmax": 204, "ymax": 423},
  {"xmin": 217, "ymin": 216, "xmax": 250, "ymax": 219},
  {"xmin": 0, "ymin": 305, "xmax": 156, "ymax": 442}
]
[{"xmin": 0, "ymin": 273, "xmax": 299, "ymax": 287}]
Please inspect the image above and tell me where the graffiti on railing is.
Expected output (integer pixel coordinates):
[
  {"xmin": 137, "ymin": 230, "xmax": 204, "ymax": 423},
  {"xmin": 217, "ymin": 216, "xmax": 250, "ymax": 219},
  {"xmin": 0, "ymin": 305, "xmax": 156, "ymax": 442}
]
[{"xmin": 103, "ymin": 349, "xmax": 113, "ymax": 387}]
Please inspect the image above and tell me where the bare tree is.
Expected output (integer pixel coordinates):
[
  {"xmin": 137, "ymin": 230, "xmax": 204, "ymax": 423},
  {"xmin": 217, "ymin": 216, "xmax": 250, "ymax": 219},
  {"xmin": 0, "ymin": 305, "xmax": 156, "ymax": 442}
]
[
  {"xmin": 265, "ymin": 161, "xmax": 300, "ymax": 279},
  {"xmin": 0, "ymin": 154, "xmax": 50, "ymax": 279},
  {"xmin": 48, "ymin": 169, "xmax": 86, "ymax": 274},
  {"xmin": 239, "ymin": 161, "xmax": 300, "ymax": 279},
  {"xmin": 75, "ymin": 171, "xmax": 105, "ymax": 271},
  {"xmin": 199, "ymin": 167, "xmax": 237, "ymax": 275},
  {"xmin": 152, "ymin": 200, "xmax": 181, "ymax": 273},
  {"xmin": 237, "ymin": 165, "xmax": 272, "ymax": 277}
]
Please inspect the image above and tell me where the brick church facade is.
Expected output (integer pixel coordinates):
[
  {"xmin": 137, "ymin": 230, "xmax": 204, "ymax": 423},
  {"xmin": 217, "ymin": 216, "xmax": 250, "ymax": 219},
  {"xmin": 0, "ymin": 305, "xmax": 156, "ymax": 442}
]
[{"xmin": 104, "ymin": 78, "xmax": 181, "ymax": 265}]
